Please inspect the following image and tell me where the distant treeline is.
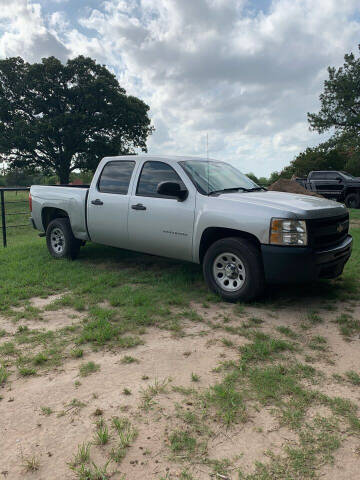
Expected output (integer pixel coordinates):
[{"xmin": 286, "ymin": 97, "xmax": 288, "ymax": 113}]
[
  {"xmin": 0, "ymin": 169, "xmax": 93, "ymax": 187},
  {"xmin": 2, "ymin": 131, "xmax": 359, "ymax": 188},
  {"xmin": 247, "ymin": 131, "xmax": 360, "ymax": 186}
]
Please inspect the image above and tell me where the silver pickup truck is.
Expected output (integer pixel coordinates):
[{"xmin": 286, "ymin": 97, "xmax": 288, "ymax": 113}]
[{"xmin": 30, "ymin": 155, "xmax": 353, "ymax": 301}]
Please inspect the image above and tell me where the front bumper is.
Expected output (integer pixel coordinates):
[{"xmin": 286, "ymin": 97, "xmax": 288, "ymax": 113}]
[{"xmin": 261, "ymin": 235, "xmax": 353, "ymax": 284}]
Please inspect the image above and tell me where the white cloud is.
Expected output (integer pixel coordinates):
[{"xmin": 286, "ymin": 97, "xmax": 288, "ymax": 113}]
[
  {"xmin": 0, "ymin": 0, "xmax": 69, "ymax": 61},
  {"xmin": 1, "ymin": 0, "xmax": 360, "ymax": 175}
]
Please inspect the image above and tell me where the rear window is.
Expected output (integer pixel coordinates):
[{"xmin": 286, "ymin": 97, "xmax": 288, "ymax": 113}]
[
  {"xmin": 98, "ymin": 161, "xmax": 135, "ymax": 194},
  {"xmin": 310, "ymin": 172, "xmax": 323, "ymax": 179}
]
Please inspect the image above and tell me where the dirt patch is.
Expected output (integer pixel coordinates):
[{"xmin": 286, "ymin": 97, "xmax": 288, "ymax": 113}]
[
  {"xmin": 268, "ymin": 177, "xmax": 323, "ymax": 197},
  {"xmin": 30, "ymin": 294, "xmax": 65, "ymax": 309},
  {"xmin": 0, "ymin": 308, "xmax": 84, "ymax": 335},
  {"xmin": 2, "ymin": 296, "xmax": 360, "ymax": 479},
  {"xmin": 207, "ymin": 408, "xmax": 298, "ymax": 475},
  {"xmin": 0, "ymin": 327, "xmax": 242, "ymax": 479},
  {"xmin": 320, "ymin": 437, "xmax": 360, "ymax": 479}
]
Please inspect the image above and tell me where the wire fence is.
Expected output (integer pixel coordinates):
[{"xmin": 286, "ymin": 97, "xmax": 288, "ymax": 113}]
[{"xmin": 0, "ymin": 187, "xmax": 31, "ymax": 247}]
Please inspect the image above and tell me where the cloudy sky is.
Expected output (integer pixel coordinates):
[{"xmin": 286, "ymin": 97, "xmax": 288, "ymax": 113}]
[{"xmin": 0, "ymin": 0, "xmax": 359, "ymax": 176}]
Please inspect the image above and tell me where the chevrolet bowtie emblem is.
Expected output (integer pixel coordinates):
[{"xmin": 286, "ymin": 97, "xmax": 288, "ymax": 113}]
[{"xmin": 337, "ymin": 223, "xmax": 345, "ymax": 233}]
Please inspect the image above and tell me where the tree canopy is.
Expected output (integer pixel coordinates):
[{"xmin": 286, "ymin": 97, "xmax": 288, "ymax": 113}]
[
  {"xmin": 0, "ymin": 56, "xmax": 154, "ymax": 183},
  {"xmin": 274, "ymin": 131, "xmax": 360, "ymax": 180},
  {"xmin": 308, "ymin": 45, "xmax": 360, "ymax": 134},
  {"xmin": 274, "ymin": 46, "xmax": 360, "ymax": 182}
]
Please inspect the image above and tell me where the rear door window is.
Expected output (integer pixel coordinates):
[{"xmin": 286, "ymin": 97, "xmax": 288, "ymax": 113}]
[{"xmin": 98, "ymin": 161, "xmax": 135, "ymax": 194}]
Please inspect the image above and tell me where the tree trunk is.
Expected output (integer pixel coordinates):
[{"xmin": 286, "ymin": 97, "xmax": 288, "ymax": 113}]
[{"xmin": 58, "ymin": 169, "xmax": 70, "ymax": 185}]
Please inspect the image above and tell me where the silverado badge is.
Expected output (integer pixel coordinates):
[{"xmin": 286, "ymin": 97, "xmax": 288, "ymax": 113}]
[{"xmin": 337, "ymin": 222, "xmax": 345, "ymax": 233}]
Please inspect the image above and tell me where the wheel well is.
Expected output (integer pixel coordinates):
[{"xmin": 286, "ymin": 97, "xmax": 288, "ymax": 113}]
[
  {"xmin": 42, "ymin": 207, "xmax": 69, "ymax": 231},
  {"xmin": 199, "ymin": 227, "xmax": 261, "ymax": 263},
  {"xmin": 345, "ymin": 188, "xmax": 360, "ymax": 197}
]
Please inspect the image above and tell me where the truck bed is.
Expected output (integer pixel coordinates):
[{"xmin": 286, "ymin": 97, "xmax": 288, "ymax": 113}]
[
  {"xmin": 30, "ymin": 185, "xmax": 90, "ymax": 241},
  {"xmin": 49, "ymin": 184, "xmax": 90, "ymax": 188}
]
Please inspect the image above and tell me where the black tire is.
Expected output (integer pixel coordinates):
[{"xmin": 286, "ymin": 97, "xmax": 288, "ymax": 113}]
[
  {"xmin": 345, "ymin": 193, "xmax": 359, "ymax": 209},
  {"xmin": 46, "ymin": 218, "xmax": 81, "ymax": 260},
  {"xmin": 203, "ymin": 237, "xmax": 265, "ymax": 302}
]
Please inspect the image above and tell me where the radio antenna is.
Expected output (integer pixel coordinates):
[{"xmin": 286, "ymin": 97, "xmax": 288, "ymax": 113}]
[{"xmin": 206, "ymin": 133, "xmax": 209, "ymax": 194}]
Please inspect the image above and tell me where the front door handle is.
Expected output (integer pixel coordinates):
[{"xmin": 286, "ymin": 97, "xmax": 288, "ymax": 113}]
[
  {"xmin": 131, "ymin": 203, "xmax": 146, "ymax": 211},
  {"xmin": 91, "ymin": 199, "xmax": 103, "ymax": 206}
]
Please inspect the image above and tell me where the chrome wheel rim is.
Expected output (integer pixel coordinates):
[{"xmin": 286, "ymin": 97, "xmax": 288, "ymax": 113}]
[
  {"xmin": 212, "ymin": 252, "xmax": 246, "ymax": 292},
  {"xmin": 50, "ymin": 227, "xmax": 65, "ymax": 254}
]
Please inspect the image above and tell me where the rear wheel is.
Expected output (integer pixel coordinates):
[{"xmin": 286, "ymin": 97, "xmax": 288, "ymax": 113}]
[
  {"xmin": 46, "ymin": 218, "xmax": 81, "ymax": 260},
  {"xmin": 345, "ymin": 193, "xmax": 359, "ymax": 209},
  {"xmin": 203, "ymin": 237, "xmax": 265, "ymax": 302}
]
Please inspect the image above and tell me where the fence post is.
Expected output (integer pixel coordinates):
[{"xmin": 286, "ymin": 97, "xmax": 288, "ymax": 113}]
[{"xmin": 0, "ymin": 190, "xmax": 6, "ymax": 247}]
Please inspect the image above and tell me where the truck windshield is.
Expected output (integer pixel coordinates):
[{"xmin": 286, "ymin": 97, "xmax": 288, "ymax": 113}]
[
  {"xmin": 340, "ymin": 171, "xmax": 356, "ymax": 179},
  {"xmin": 180, "ymin": 160, "xmax": 259, "ymax": 195}
]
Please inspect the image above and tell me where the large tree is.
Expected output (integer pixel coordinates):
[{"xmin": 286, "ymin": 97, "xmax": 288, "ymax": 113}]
[
  {"xmin": 0, "ymin": 56, "xmax": 154, "ymax": 183},
  {"xmin": 308, "ymin": 45, "xmax": 360, "ymax": 134}
]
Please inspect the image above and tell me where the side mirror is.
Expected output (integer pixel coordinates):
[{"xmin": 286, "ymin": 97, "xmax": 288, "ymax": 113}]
[
  {"xmin": 336, "ymin": 176, "xmax": 343, "ymax": 182},
  {"xmin": 157, "ymin": 181, "xmax": 188, "ymax": 201}
]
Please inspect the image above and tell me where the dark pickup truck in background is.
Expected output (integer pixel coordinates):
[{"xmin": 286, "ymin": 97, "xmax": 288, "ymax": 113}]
[{"xmin": 296, "ymin": 171, "xmax": 360, "ymax": 208}]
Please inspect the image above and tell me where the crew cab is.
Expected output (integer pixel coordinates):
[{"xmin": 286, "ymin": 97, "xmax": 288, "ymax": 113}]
[
  {"xmin": 296, "ymin": 171, "xmax": 360, "ymax": 208},
  {"xmin": 29, "ymin": 156, "xmax": 353, "ymax": 301}
]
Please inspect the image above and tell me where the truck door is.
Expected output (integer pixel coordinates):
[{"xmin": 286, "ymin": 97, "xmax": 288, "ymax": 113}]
[
  {"xmin": 325, "ymin": 172, "xmax": 344, "ymax": 198},
  {"xmin": 314, "ymin": 172, "xmax": 343, "ymax": 198},
  {"xmin": 308, "ymin": 172, "xmax": 325, "ymax": 192},
  {"xmin": 87, "ymin": 160, "xmax": 136, "ymax": 247},
  {"xmin": 127, "ymin": 160, "xmax": 195, "ymax": 261}
]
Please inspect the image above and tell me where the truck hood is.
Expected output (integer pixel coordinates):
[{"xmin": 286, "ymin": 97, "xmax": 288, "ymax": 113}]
[{"xmin": 215, "ymin": 190, "xmax": 347, "ymax": 219}]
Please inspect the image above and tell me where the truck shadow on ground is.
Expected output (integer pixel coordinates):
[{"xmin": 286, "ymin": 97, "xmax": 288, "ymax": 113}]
[{"xmin": 78, "ymin": 241, "xmax": 357, "ymax": 308}]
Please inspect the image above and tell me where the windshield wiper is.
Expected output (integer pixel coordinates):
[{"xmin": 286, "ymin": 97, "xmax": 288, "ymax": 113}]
[
  {"xmin": 208, "ymin": 187, "xmax": 248, "ymax": 196},
  {"xmin": 246, "ymin": 186, "xmax": 267, "ymax": 192},
  {"xmin": 208, "ymin": 186, "xmax": 267, "ymax": 195}
]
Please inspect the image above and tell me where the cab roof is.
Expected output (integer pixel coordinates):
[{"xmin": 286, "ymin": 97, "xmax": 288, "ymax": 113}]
[{"xmin": 102, "ymin": 155, "xmax": 217, "ymax": 164}]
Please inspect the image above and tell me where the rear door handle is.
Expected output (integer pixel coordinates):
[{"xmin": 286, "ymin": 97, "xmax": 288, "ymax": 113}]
[
  {"xmin": 131, "ymin": 203, "xmax": 146, "ymax": 211},
  {"xmin": 91, "ymin": 199, "xmax": 103, "ymax": 206}
]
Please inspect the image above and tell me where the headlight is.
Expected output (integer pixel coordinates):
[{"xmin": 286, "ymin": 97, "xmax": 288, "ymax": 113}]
[{"xmin": 270, "ymin": 219, "xmax": 307, "ymax": 246}]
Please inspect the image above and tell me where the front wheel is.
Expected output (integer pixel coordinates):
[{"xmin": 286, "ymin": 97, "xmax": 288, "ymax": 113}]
[
  {"xmin": 345, "ymin": 193, "xmax": 359, "ymax": 209},
  {"xmin": 46, "ymin": 218, "xmax": 81, "ymax": 260},
  {"xmin": 203, "ymin": 237, "xmax": 265, "ymax": 302}
]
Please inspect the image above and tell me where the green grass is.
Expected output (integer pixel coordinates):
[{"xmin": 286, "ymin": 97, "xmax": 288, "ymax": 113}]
[
  {"xmin": 71, "ymin": 348, "xmax": 84, "ymax": 358},
  {"xmin": 120, "ymin": 355, "xmax": 139, "ymax": 364},
  {"xmin": 2, "ymin": 205, "xmax": 360, "ymax": 479},
  {"xmin": 140, "ymin": 378, "xmax": 170, "ymax": 410},
  {"xmin": 18, "ymin": 366, "xmax": 37, "ymax": 376},
  {"xmin": 191, "ymin": 372, "xmax": 200, "ymax": 382},
  {"xmin": 0, "ymin": 365, "xmax": 9, "ymax": 385},
  {"xmin": 79, "ymin": 361, "xmax": 100, "ymax": 377},
  {"xmin": 70, "ymin": 442, "xmax": 91, "ymax": 467},
  {"xmin": 41, "ymin": 406, "xmax": 53, "ymax": 416},
  {"xmin": 94, "ymin": 421, "xmax": 110, "ymax": 445},
  {"xmin": 345, "ymin": 370, "xmax": 360, "ymax": 385},
  {"xmin": 169, "ymin": 431, "xmax": 198, "ymax": 454},
  {"xmin": 33, "ymin": 352, "xmax": 49, "ymax": 365},
  {"xmin": 308, "ymin": 335, "xmax": 327, "ymax": 351},
  {"xmin": 334, "ymin": 313, "xmax": 360, "ymax": 338},
  {"xmin": 110, "ymin": 416, "xmax": 138, "ymax": 463},
  {"xmin": 276, "ymin": 326, "xmax": 298, "ymax": 339},
  {"xmin": 22, "ymin": 454, "xmax": 40, "ymax": 472},
  {"xmin": 240, "ymin": 334, "xmax": 295, "ymax": 363},
  {"xmin": 203, "ymin": 378, "xmax": 247, "ymax": 426},
  {"xmin": 1, "ymin": 190, "xmax": 34, "ymax": 243},
  {"xmin": 70, "ymin": 460, "xmax": 110, "ymax": 480}
]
